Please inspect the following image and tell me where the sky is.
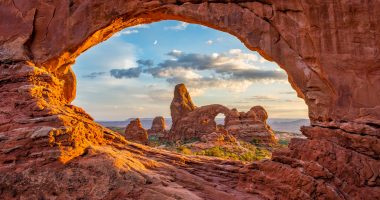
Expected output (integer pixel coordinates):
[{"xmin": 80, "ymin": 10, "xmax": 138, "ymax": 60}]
[{"xmin": 72, "ymin": 20, "xmax": 308, "ymax": 121}]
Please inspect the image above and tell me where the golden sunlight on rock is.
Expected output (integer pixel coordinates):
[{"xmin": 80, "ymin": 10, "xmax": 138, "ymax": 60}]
[{"xmin": 0, "ymin": 1, "xmax": 379, "ymax": 199}]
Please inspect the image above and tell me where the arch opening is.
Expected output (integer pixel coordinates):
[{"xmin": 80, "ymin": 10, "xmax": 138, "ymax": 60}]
[
  {"xmin": 71, "ymin": 20, "xmax": 309, "ymax": 160},
  {"xmin": 215, "ymin": 113, "xmax": 226, "ymax": 127},
  {"xmin": 2, "ymin": 2, "xmax": 379, "ymax": 199}
]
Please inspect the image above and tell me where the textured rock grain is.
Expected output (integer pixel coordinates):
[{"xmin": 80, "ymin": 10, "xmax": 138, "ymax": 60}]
[
  {"xmin": 147, "ymin": 116, "xmax": 168, "ymax": 138},
  {"xmin": 0, "ymin": 1, "xmax": 379, "ymax": 199},
  {"xmin": 170, "ymin": 84, "xmax": 276, "ymax": 144},
  {"xmin": 124, "ymin": 118, "xmax": 148, "ymax": 144}
]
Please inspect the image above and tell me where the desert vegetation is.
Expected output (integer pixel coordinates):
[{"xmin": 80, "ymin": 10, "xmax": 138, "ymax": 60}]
[{"xmin": 108, "ymin": 125, "xmax": 297, "ymax": 162}]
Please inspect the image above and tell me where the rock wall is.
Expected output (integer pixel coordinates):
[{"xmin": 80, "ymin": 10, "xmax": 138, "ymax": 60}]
[{"xmin": 0, "ymin": 0, "xmax": 379, "ymax": 199}]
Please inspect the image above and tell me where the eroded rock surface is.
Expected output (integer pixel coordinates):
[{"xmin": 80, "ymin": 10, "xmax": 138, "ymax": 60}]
[
  {"xmin": 0, "ymin": 1, "xmax": 379, "ymax": 199},
  {"xmin": 170, "ymin": 84, "xmax": 276, "ymax": 144},
  {"xmin": 147, "ymin": 116, "xmax": 168, "ymax": 138},
  {"xmin": 226, "ymin": 106, "xmax": 276, "ymax": 144},
  {"xmin": 124, "ymin": 118, "xmax": 148, "ymax": 144},
  {"xmin": 200, "ymin": 125, "xmax": 237, "ymax": 145},
  {"xmin": 170, "ymin": 83, "xmax": 196, "ymax": 126}
]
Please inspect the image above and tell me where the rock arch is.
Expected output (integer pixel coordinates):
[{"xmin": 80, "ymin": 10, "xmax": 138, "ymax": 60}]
[
  {"xmin": 3, "ymin": 1, "xmax": 379, "ymax": 129},
  {"xmin": 170, "ymin": 104, "xmax": 232, "ymax": 140},
  {"xmin": 0, "ymin": 1, "xmax": 379, "ymax": 199}
]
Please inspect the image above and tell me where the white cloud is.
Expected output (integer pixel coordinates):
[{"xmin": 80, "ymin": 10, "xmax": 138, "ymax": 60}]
[
  {"xmin": 206, "ymin": 40, "xmax": 213, "ymax": 45},
  {"xmin": 108, "ymin": 49, "xmax": 287, "ymax": 95},
  {"xmin": 112, "ymin": 24, "xmax": 150, "ymax": 38},
  {"xmin": 121, "ymin": 29, "xmax": 139, "ymax": 35},
  {"xmin": 156, "ymin": 67, "xmax": 202, "ymax": 80},
  {"xmin": 112, "ymin": 29, "xmax": 139, "ymax": 37},
  {"xmin": 211, "ymin": 49, "xmax": 259, "ymax": 70},
  {"xmin": 130, "ymin": 24, "xmax": 150, "ymax": 29},
  {"xmin": 259, "ymin": 57, "xmax": 268, "ymax": 63},
  {"xmin": 164, "ymin": 22, "xmax": 189, "ymax": 31},
  {"xmin": 170, "ymin": 49, "xmax": 182, "ymax": 57},
  {"xmin": 154, "ymin": 40, "xmax": 158, "ymax": 45},
  {"xmin": 180, "ymin": 78, "xmax": 253, "ymax": 95},
  {"xmin": 228, "ymin": 49, "xmax": 242, "ymax": 54}
]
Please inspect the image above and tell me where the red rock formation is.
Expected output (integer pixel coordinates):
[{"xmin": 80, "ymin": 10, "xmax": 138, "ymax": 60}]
[
  {"xmin": 170, "ymin": 103, "xmax": 229, "ymax": 139},
  {"xmin": 170, "ymin": 83, "xmax": 196, "ymax": 126},
  {"xmin": 170, "ymin": 84, "xmax": 276, "ymax": 144},
  {"xmin": 0, "ymin": 1, "xmax": 379, "ymax": 199},
  {"xmin": 147, "ymin": 116, "xmax": 167, "ymax": 136},
  {"xmin": 226, "ymin": 106, "xmax": 276, "ymax": 144},
  {"xmin": 124, "ymin": 118, "xmax": 148, "ymax": 144},
  {"xmin": 200, "ymin": 125, "xmax": 237, "ymax": 145}
]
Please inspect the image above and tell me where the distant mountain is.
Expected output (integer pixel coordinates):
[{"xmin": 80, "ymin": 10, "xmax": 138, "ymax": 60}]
[
  {"xmin": 98, "ymin": 118, "xmax": 172, "ymax": 130},
  {"xmin": 267, "ymin": 118, "xmax": 310, "ymax": 134},
  {"xmin": 98, "ymin": 118, "xmax": 309, "ymax": 134}
]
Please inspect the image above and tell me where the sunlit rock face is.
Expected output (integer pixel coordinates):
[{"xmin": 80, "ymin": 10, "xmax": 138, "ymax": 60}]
[
  {"xmin": 226, "ymin": 106, "xmax": 276, "ymax": 144},
  {"xmin": 124, "ymin": 118, "xmax": 148, "ymax": 144},
  {"xmin": 0, "ymin": 1, "xmax": 379, "ymax": 199},
  {"xmin": 147, "ymin": 116, "xmax": 167, "ymax": 138},
  {"xmin": 170, "ymin": 84, "xmax": 276, "ymax": 144},
  {"xmin": 170, "ymin": 83, "xmax": 196, "ymax": 126}
]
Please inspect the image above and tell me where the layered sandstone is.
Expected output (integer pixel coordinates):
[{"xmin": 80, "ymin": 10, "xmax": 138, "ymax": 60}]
[
  {"xmin": 170, "ymin": 84, "xmax": 276, "ymax": 144},
  {"xmin": 226, "ymin": 106, "xmax": 276, "ymax": 144},
  {"xmin": 124, "ymin": 118, "xmax": 148, "ymax": 144},
  {"xmin": 0, "ymin": 1, "xmax": 379, "ymax": 199}
]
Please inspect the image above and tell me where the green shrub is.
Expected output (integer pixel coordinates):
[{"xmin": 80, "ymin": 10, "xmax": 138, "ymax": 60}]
[
  {"xmin": 184, "ymin": 137, "xmax": 200, "ymax": 144},
  {"xmin": 278, "ymin": 139, "xmax": 289, "ymax": 146},
  {"xmin": 251, "ymin": 138, "xmax": 262, "ymax": 145},
  {"xmin": 107, "ymin": 127, "xmax": 124, "ymax": 134},
  {"xmin": 240, "ymin": 141, "xmax": 257, "ymax": 151},
  {"xmin": 177, "ymin": 146, "xmax": 193, "ymax": 155},
  {"xmin": 224, "ymin": 151, "xmax": 240, "ymax": 160},
  {"xmin": 202, "ymin": 146, "xmax": 225, "ymax": 157},
  {"xmin": 255, "ymin": 148, "xmax": 271, "ymax": 160},
  {"xmin": 239, "ymin": 151, "xmax": 256, "ymax": 162},
  {"xmin": 195, "ymin": 146, "xmax": 260, "ymax": 162},
  {"xmin": 148, "ymin": 135, "xmax": 159, "ymax": 141}
]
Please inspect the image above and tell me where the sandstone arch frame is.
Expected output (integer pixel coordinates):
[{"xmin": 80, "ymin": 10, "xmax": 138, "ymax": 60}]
[{"xmin": 0, "ymin": 1, "xmax": 379, "ymax": 199}]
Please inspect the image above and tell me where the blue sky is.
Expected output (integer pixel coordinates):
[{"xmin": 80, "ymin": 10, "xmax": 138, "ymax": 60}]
[{"xmin": 72, "ymin": 20, "xmax": 308, "ymax": 121}]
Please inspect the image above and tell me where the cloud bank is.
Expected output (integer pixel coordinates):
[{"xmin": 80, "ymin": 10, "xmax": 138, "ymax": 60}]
[{"xmin": 108, "ymin": 49, "xmax": 287, "ymax": 93}]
